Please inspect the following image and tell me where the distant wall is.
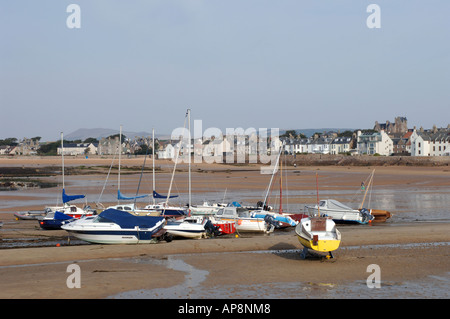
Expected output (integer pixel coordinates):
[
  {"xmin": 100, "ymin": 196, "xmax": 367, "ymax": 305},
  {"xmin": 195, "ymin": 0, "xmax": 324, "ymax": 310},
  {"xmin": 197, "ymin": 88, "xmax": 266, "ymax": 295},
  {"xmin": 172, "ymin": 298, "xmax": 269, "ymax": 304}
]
[{"xmin": 287, "ymin": 154, "xmax": 450, "ymax": 166}]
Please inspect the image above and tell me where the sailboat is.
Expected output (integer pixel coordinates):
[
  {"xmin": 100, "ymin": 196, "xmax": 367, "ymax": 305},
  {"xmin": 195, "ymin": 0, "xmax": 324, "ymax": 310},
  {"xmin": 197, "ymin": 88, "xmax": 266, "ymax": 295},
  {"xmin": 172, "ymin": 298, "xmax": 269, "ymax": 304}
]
[
  {"xmin": 39, "ymin": 132, "xmax": 96, "ymax": 230},
  {"xmin": 143, "ymin": 121, "xmax": 188, "ymax": 219},
  {"xmin": 304, "ymin": 169, "xmax": 390, "ymax": 224},
  {"xmin": 358, "ymin": 169, "xmax": 392, "ymax": 223},
  {"xmin": 106, "ymin": 125, "xmax": 152, "ymax": 215},
  {"xmin": 250, "ymin": 144, "xmax": 298, "ymax": 228},
  {"xmin": 295, "ymin": 173, "xmax": 341, "ymax": 259}
]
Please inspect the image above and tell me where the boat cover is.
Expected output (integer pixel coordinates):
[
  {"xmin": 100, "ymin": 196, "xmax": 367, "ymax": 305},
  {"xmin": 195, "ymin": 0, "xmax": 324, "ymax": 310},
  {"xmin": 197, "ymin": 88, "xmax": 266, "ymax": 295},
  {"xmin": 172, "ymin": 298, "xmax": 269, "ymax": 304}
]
[
  {"xmin": 99, "ymin": 208, "xmax": 165, "ymax": 229},
  {"xmin": 153, "ymin": 190, "xmax": 178, "ymax": 199},
  {"xmin": 322, "ymin": 200, "xmax": 355, "ymax": 211},
  {"xmin": 62, "ymin": 188, "xmax": 85, "ymax": 203},
  {"xmin": 117, "ymin": 190, "xmax": 148, "ymax": 200},
  {"xmin": 54, "ymin": 211, "xmax": 76, "ymax": 220}
]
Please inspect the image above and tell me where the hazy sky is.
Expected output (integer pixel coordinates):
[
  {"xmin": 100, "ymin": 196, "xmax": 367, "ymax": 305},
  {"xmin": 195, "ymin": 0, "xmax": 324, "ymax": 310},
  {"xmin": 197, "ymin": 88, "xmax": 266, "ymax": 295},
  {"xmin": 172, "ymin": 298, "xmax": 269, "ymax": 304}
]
[{"xmin": 1, "ymin": 1, "xmax": 449, "ymax": 141}]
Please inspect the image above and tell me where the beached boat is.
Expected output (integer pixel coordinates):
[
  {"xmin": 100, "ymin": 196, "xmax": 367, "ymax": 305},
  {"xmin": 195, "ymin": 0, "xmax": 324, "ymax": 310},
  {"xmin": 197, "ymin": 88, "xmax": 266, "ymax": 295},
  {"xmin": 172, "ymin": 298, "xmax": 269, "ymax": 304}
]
[
  {"xmin": 358, "ymin": 170, "xmax": 392, "ymax": 223},
  {"xmin": 144, "ymin": 199, "xmax": 189, "ymax": 219},
  {"xmin": 163, "ymin": 216, "xmax": 220, "ymax": 239},
  {"xmin": 190, "ymin": 201, "xmax": 227, "ymax": 216},
  {"xmin": 214, "ymin": 206, "xmax": 273, "ymax": 233},
  {"xmin": 39, "ymin": 211, "xmax": 76, "ymax": 230},
  {"xmin": 305, "ymin": 199, "xmax": 374, "ymax": 224},
  {"xmin": 295, "ymin": 216, "xmax": 341, "ymax": 259},
  {"xmin": 210, "ymin": 217, "xmax": 236, "ymax": 235},
  {"xmin": 14, "ymin": 209, "xmax": 47, "ymax": 220},
  {"xmin": 251, "ymin": 210, "xmax": 297, "ymax": 228},
  {"xmin": 368, "ymin": 208, "xmax": 392, "ymax": 223},
  {"xmin": 61, "ymin": 208, "xmax": 169, "ymax": 244}
]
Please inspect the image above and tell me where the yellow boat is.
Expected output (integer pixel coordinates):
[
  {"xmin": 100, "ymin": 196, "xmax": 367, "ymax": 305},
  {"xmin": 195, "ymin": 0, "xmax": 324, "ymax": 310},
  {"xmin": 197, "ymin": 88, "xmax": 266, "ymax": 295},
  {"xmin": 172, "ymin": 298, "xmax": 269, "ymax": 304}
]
[{"xmin": 295, "ymin": 216, "xmax": 341, "ymax": 259}]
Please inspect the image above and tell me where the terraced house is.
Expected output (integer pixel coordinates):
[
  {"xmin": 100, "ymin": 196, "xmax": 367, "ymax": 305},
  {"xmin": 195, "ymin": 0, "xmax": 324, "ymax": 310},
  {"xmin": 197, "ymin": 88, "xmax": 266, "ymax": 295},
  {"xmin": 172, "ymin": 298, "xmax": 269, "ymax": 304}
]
[{"xmin": 410, "ymin": 126, "xmax": 450, "ymax": 156}]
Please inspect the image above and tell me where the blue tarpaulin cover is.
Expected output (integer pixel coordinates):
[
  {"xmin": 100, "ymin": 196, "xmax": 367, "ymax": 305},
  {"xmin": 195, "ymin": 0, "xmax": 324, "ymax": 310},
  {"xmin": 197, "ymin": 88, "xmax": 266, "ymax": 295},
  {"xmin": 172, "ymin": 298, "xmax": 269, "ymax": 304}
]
[
  {"xmin": 53, "ymin": 211, "xmax": 75, "ymax": 220},
  {"xmin": 153, "ymin": 190, "xmax": 178, "ymax": 199},
  {"xmin": 98, "ymin": 208, "xmax": 165, "ymax": 229},
  {"xmin": 62, "ymin": 189, "xmax": 85, "ymax": 203},
  {"xmin": 117, "ymin": 190, "xmax": 148, "ymax": 201}
]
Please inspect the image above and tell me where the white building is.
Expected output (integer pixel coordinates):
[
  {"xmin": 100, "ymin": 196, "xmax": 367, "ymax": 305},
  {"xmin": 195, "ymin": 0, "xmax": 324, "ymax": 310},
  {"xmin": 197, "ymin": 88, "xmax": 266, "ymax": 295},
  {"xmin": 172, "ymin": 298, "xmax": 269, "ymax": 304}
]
[
  {"xmin": 357, "ymin": 130, "xmax": 393, "ymax": 156},
  {"xmin": 57, "ymin": 143, "xmax": 98, "ymax": 156},
  {"xmin": 330, "ymin": 137, "xmax": 352, "ymax": 154},
  {"xmin": 410, "ymin": 127, "xmax": 450, "ymax": 156}
]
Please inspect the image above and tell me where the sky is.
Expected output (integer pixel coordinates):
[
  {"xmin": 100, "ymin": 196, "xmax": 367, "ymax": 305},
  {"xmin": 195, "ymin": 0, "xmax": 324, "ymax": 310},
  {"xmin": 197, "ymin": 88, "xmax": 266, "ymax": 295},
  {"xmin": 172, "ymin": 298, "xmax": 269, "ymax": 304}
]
[{"xmin": 1, "ymin": 0, "xmax": 449, "ymax": 141}]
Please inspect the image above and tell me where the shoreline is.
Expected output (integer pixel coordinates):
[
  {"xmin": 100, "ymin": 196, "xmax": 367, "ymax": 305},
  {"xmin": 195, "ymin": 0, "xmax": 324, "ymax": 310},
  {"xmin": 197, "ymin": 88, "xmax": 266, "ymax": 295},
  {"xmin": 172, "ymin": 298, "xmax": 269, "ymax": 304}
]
[
  {"xmin": 0, "ymin": 157, "xmax": 449, "ymax": 299},
  {"xmin": 0, "ymin": 222, "xmax": 449, "ymax": 299}
]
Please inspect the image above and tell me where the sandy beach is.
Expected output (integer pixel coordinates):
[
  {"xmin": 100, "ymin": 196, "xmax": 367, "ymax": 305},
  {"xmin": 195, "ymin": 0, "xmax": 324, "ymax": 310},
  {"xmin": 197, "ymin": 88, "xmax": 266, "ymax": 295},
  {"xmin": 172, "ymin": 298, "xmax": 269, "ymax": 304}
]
[{"xmin": 0, "ymin": 156, "xmax": 449, "ymax": 299}]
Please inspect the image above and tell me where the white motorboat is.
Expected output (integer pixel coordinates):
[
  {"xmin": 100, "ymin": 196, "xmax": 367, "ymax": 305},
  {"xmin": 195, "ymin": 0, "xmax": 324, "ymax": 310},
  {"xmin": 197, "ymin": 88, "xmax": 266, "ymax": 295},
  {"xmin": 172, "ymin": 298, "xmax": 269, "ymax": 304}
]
[
  {"xmin": 163, "ymin": 216, "xmax": 220, "ymax": 239},
  {"xmin": 61, "ymin": 208, "xmax": 169, "ymax": 244},
  {"xmin": 190, "ymin": 201, "xmax": 227, "ymax": 216},
  {"xmin": 305, "ymin": 199, "xmax": 374, "ymax": 224},
  {"xmin": 214, "ymin": 206, "xmax": 273, "ymax": 233}
]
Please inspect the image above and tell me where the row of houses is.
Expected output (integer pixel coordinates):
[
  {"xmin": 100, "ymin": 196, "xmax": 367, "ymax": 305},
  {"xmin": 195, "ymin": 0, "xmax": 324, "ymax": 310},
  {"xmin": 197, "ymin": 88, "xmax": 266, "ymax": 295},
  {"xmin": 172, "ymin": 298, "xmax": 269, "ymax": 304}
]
[
  {"xmin": 2, "ymin": 121, "xmax": 449, "ymax": 158},
  {"xmin": 157, "ymin": 126, "xmax": 450, "ymax": 159}
]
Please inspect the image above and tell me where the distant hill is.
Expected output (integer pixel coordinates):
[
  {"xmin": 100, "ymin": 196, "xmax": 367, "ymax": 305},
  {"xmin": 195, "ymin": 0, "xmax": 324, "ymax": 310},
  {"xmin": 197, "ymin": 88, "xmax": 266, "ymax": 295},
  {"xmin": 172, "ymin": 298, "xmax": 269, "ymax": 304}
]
[{"xmin": 65, "ymin": 128, "xmax": 156, "ymax": 141}]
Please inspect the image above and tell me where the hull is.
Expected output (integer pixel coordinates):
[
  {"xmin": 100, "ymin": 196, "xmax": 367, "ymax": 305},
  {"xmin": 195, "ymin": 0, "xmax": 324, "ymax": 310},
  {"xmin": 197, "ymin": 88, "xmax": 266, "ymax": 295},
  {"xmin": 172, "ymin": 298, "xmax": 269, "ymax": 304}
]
[
  {"xmin": 61, "ymin": 209, "xmax": 167, "ymax": 244},
  {"xmin": 164, "ymin": 222, "xmax": 206, "ymax": 239},
  {"xmin": 297, "ymin": 235, "xmax": 341, "ymax": 252},
  {"xmin": 14, "ymin": 211, "xmax": 46, "ymax": 220},
  {"xmin": 64, "ymin": 229, "xmax": 163, "ymax": 244},
  {"xmin": 306, "ymin": 200, "xmax": 374, "ymax": 224},
  {"xmin": 220, "ymin": 217, "xmax": 267, "ymax": 232},
  {"xmin": 39, "ymin": 218, "xmax": 73, "ymax": 230},
  {"xmin": 295, "ymin": 217, "xmax": 341, "ymax": 254},
  {"xmin": 214, "ymin": 221, "xmax": 236, "ymax": 234},
  {"xmin": 213, "ymin": 206, "xmax": 270, "ymax": 233},
  {"xmin": 367, "ymin": 209, "xmax": 392, "ymax": 222}
]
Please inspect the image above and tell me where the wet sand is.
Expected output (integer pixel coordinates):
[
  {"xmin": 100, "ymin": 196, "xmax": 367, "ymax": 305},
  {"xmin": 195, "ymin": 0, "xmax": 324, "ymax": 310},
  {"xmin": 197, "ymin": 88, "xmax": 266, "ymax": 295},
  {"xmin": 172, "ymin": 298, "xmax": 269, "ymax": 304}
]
[{"xmin": 0, "ymin": 156, "xmax": 449, "ymax": 299}]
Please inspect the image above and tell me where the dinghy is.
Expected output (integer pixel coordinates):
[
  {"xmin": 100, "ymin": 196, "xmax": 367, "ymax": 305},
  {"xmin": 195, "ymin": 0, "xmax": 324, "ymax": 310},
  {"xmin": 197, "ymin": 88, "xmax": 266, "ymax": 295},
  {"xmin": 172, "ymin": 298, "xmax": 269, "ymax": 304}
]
[
  {"xmin": 14, "ymin": 209, "xmax": 47, "ymax": 220},
  {"xmin": 61, "ymin": 208, "xmax": 169, "ymax": 244}
]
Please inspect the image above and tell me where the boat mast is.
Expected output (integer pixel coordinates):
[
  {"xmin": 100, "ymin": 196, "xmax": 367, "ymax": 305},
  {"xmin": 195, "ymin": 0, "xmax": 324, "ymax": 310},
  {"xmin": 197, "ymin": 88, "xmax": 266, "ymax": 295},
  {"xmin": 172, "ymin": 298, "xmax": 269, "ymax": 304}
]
[
  {"xmin": 61, "ymin": 132, "xmax": 65, "ymax": 191},
  {"xmin": 262, "ymin": 142, "xmax": 283, "ymax": 210},
  {"xmin": 188, "ymin": 108, "xmax": 191, "ymax": 211},
  {"xmin": 360, "ymin": 169, "xmax": 375, "ymax": 209},
  {"xmin": 152, "ymin": 127, "xmax": 156, "ymax": 206},
  {"xmin": 316, "ymin": 172, "xmax": 320, "ymax": 217},
  {"xmin": 279, "ymin": 154, "xmax": 282, "ymax": 214},
  {"xmin": 118, "ymin": 125, "xmax": 122, "ymax": 204},
  {"xmin": 164, "ymin": 111, "xmax": 188, "ymax": 215}
]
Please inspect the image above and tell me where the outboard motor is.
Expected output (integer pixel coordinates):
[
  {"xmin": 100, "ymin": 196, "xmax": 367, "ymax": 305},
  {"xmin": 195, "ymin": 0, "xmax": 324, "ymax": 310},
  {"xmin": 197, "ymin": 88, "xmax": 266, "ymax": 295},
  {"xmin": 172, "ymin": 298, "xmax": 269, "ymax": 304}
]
[
  {"xmin": 360, "ymin": 208, "xmax": 374, "ymax": 223},
  {"xmin": 204, "ymin": 219, "xmax": 221, "ymax": 237},
  {"xmin": 264, "ymin": 214, "xmax": 279, "ymax": 231}
]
